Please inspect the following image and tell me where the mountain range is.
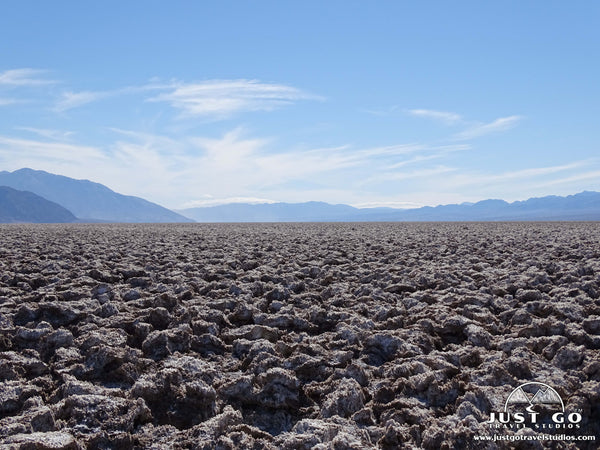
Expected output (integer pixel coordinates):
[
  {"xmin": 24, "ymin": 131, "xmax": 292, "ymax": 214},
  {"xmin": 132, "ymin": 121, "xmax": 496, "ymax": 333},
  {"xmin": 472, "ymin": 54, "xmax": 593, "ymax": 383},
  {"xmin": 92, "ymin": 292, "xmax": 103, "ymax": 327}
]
[
  {"xmin": 0, "ymin": 168, "xmax": 599, "ymax": 223},
  {"xmin": 179, "ymin": 192, "xmax": 600, "ymax": 222},
  {"xmin": 0, "ymin": 186, "xmax": 77, "ymax": 223},
  {"xmin": 0, "ymin": 169, "xmax": 192, "ymax": 223}
]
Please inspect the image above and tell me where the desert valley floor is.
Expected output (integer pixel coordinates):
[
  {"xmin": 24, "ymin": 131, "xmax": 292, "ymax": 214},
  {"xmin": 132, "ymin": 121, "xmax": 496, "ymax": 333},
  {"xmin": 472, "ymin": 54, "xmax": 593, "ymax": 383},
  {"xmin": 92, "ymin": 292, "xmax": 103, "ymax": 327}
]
[{"xmin": 0, "ymin": 223, "xmax": 599, "ymax": 449}]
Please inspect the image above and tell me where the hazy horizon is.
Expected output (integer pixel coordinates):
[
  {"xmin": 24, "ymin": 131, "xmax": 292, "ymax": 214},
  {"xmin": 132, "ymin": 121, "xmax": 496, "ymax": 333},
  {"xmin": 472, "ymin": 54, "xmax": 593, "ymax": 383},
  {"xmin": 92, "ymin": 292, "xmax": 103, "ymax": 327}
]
[
  {"xmin": 1, "ymin": 2, "xmax": 599, "ymax": 210},
  {"xmin": 4, "ymin": 167, "xmax": 599, "ymax": 213}
]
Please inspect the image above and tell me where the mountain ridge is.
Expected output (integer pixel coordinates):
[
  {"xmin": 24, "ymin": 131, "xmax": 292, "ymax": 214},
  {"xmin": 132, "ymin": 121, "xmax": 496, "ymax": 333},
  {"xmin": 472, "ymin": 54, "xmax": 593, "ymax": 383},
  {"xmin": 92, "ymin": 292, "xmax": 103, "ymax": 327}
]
[
  {"xmin": 0, "ymin": 168, "xmax": 193, "ymax": 223},
  {"xmin": 1, "ymin": 168, "xmax": 598, "ymax": 223},
  {"xmin": 179, "ymin": 191, "xmax": 600, "ymax": 222},
  {"xmin": 0, "ymin": 186, "xmax": 78, "ymax": 223}
]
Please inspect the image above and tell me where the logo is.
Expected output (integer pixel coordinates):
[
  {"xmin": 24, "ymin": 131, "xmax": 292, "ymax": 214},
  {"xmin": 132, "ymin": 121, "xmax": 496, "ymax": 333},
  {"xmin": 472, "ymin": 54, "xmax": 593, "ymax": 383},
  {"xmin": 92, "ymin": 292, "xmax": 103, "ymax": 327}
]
[
  {"xmin": 487, "ymin": 382, "xmax": 582, "ymax": 430},
  {"xmin": 505, "ymin": 382, "xmax": 563, "ymax": 412}
]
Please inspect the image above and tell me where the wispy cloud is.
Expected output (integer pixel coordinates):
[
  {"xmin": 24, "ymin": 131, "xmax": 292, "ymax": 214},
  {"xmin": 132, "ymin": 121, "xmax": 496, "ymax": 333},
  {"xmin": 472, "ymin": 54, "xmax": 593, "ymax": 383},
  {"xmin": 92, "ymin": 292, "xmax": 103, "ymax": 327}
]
[
  {"xmin": 0, "ymin": 132, "xmax": 183, "ymax": 201},
  {"xmin": 386, "ymin": 144, "xmax": 470, "ymax": 169},
  {"xmin": 54, "ymin": 90, "xmax": 111, "ymax": 112},
  {"xmin": 536, "ymin": 170, "xmax": 600, "ymax": 187},
  {"xmin": 150, "ymin": 79, "xmax": 322, "ymax": 118},
  {"xmin": 407, "ymin": 108, "xmax": 523, "ymax": 140},
  {"xmin": 0, "ymin": 135, "xmax": 105, "ymax": 162},
  {"xmin": 53, "ymin": 84, "xmax": 165, "ymax": 112},
  {"xmin": 430, "ymin": 161, "xmax": 594, "ymax": 199},
  {"xmin": 360, "ymin": 105, "xmax": 400, "ymax": 116},
  {"xmin": 52, "ymin": 79, "xmax": 320, "ymax": 117},
  {"xmin": 108, "ymin": 128, "xmax": 186, "ymax": 153},
  {"xmin": 490, "ymin": 162, "xmax": 586, "ymax": 181},
  {"xmin": 189, "ymin": 133, "xmax": 424, "ymax": 189},
  {"xmin": 80, "ymin": 129, "xmax": 441, "ymax": 206},
  {"xmin": 451, "ymin": 161, "xmax": 587, "ymax": 186},
  {"xmin": 191, "ymin": 128, "xmax": 271, "ymax": 169},
  {"xmin": 3, "ymin": 126, "xmax": 597, "ymax": 209},
  {"xmin": 0, "ymin": 135, "xmax": 108, "ymax": 182},
  {"xmin": 16, "ymin": 127, "xmax": 75, "ymax": 141},
  {"xmin": 0, "ymin": 69, "xmax": 55, "ymax": 86},
  {"xmin": 350, "ymin": 143, "xmax": 424, "ymax": 159},
  {"xmin": 454, "ymin": 115, "xmax": 523, "ymax": 140},
  {"xmin": 408, "ymin": 109, "xmax": 463, "ymax": 124}
]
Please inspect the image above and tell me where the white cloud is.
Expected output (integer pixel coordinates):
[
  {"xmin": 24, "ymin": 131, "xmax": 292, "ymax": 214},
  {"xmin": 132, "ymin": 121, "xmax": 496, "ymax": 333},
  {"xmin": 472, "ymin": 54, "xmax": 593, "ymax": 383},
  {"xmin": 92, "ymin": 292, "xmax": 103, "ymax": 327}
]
[
  {"xmin": 3, "ymin": 120, "xmax": 594, "ymax": 211},
  {"xmin": 360, "ymin": 105, "xmax": 400, "ymax": 116},
  {"xmin": 0, "ymin": 135, "xmax": 105, "ymax": 163},
  {"xmin": 350, "ymin": 143, "xmax": 424, "ymax": 159},
  {"xmin": 188, "ymin": 133, "xmax": 422, "ymax": 193},
  {"xmin": 16, "ymin": 127, "xmax": 75, "ymax": 141},
  {"xmin": 410, "ymin": 160, "xmax": 600, "ymax": 203},
  {"xmin": 1, "ymin": 67, "xmax": 594, "ymax": 210},
  {"xmin": 108, "ymin": 128, "xmax": 188, "ymax": 155},
  {"xmin": 95, "ymin": 129, "xmax": 440, "ymax": 207},
  {"xmin": 0, "ymin": 135, "xmax": 111, "ymax": 187},
  {"xmin": 454, "ymin": 115, "xmax": 523, "ymax": 140},
  {"xmin": 53, "ymin": 84, "xmax": 163, "ymax": 112},
  {"xmin": 51, "ymin": 79, "xmax": 320, "ymax": 117},
  {"xmin": 54, "ymin": 91, "xmax": 109, "ymax": 112},
  {"xmin": 0, "ymin": 133, "xmax": 183, "ymax": 203},
  {"xmin": 407, "ymin": 109, "xmax": 522, "ymax": 140},
  {"xmin": 191, "ymin": 128, "xmax": 270, "ymax": 169},
  {"xmin": 150, "ymin": 79, "xmax": 322, "ymax": 118},
  {"xmin": 245, "ymin": 143, "xmax": 429, "ymax": 190},
  {"xmin": 408, "ymin": 109, "xmax": 463, "ymax": 124},
  {"xmin": 448, "ymin": 161, "xmax": 587, "ymax": 187},
  {"xmin": 358, "ymin": 144, "xmax": 470, "ymax": 185},
  {"xmin": 0, "ymin": 125, "xmax": 468, "ymax": 208},
  {"xmin": 0, "ymin": 69, "xmax": 55, "ymax": 86},
  {"xmin": 536, "ymin": 170, "xmax": 600, "ymax": 187}
]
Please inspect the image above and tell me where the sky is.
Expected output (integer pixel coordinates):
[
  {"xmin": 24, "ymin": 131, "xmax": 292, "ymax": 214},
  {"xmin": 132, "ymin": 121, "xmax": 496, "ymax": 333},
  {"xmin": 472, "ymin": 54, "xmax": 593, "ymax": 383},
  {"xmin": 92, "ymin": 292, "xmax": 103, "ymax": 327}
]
[{"xmin": 1, "ymin": 1, "xmax": 599, "ymax": 209}]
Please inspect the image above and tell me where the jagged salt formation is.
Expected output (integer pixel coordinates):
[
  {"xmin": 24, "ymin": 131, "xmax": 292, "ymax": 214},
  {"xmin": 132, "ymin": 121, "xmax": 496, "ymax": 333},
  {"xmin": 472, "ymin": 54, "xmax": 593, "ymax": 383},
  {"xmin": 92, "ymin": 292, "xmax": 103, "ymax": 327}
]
[{"xmin": 0, "ymin": 223, "xmax": 598, "ymax": 449}]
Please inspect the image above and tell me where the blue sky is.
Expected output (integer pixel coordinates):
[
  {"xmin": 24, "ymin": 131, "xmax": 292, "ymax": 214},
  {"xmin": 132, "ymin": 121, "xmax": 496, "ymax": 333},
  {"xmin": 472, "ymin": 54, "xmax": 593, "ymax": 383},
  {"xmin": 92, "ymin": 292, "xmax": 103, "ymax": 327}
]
[{"xmin": 1, "ymin": 1, "xmax": 599, "ymax": 209}]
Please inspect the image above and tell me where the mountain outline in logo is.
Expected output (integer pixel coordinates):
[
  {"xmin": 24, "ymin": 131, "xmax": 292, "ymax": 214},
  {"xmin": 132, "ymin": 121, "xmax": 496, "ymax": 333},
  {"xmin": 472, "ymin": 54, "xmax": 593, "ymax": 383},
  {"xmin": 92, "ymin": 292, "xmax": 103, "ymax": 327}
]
[{"xmin": 504, "ymin": 382, "xmax": 564, "ymax": 413}]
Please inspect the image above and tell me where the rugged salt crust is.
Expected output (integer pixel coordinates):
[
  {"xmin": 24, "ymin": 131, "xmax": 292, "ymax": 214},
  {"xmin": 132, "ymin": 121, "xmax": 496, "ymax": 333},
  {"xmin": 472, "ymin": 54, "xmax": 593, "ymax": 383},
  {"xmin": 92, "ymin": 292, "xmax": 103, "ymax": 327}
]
[{"xmin": 0, "ymin": 223, "xmax": 598, "ymax": 449}]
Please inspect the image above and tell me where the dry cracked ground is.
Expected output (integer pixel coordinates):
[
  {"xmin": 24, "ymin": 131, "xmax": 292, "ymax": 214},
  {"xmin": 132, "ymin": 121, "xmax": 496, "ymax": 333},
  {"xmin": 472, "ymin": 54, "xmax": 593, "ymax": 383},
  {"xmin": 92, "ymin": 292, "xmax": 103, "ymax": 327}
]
[{"xmin": 0, "ymin": 223, "xmax": 599, "ymax": 449}]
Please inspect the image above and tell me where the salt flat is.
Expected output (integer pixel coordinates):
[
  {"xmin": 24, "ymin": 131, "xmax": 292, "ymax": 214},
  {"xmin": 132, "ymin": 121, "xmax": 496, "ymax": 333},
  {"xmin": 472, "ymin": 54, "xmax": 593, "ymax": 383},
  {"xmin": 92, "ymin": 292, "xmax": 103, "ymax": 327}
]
[{"xmin": 0, "ymin": 223, "xmax": 598, "ymax": 448}]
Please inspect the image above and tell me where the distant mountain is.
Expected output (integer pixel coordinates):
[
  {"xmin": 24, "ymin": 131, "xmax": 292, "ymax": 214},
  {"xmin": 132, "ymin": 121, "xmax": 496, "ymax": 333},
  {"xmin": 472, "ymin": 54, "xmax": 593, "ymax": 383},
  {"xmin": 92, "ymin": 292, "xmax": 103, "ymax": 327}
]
[
  {"xmin": 0, "ymin": 186, "xmax": 77, "ymax": 223},
  {"xmin": 178, "ymin": 201, "xmax": 385, "ymax": 222},
  {"xmin": 179, "ymin": 192, "xmax": 600, "ymax": 222},
  {"xmin": 378, "ymin": 191, "xmax": 600, "ymax": 221},
  {"xmin": 0, "ymin": 169, "xmax": 193, "ymax": 223},
  {"xmin": 3, "ymin": 168, "xmax": 597, "ymax": 223}
]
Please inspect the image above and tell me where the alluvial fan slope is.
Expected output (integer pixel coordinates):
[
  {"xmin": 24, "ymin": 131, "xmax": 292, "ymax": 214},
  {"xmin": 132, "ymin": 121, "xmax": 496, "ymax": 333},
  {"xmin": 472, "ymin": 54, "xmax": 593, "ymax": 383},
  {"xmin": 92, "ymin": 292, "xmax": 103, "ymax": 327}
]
[{"xmin": 0, "ymin": 223, "xmax": 598, "ymax": 449}]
